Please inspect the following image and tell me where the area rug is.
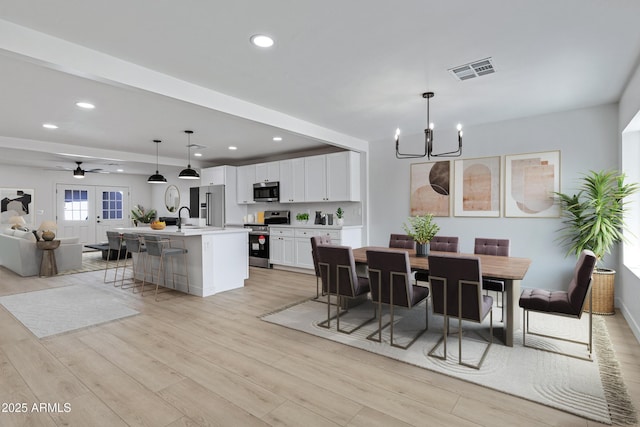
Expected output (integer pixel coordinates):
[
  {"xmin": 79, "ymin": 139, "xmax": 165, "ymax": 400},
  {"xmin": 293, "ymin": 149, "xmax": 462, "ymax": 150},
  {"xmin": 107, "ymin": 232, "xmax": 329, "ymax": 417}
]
[
  {"xmin": 0, "ymin": 284, "xmax": 139, "ymax": 338},
  {"xmin": 58, "ymin": 251, "xmax": 120, "ymax": 275},
  {"xmin": 262, "ymin": 299, "xmax": 637, "ymax": 425}
]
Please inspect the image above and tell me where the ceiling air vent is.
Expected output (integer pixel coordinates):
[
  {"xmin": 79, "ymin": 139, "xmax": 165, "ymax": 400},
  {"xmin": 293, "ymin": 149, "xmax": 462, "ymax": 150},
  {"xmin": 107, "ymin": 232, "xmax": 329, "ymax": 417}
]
[{"xmin": 449, "ymin": 57, "xmax": 495, "ymax": 81}]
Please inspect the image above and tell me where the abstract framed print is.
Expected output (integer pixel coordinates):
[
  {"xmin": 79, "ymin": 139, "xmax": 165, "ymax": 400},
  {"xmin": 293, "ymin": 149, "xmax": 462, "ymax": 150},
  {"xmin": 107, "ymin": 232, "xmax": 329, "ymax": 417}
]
[
  {"xmin": 410, "ymin": 160, "xmax": 451, "ymax": 217},
  {"xmin": 504, "ymin": 151, "xmax": 560, "ymax": 218},
  {"xmin": 454, "ymin": 156, "xmax": 501, "ymax": 217}
]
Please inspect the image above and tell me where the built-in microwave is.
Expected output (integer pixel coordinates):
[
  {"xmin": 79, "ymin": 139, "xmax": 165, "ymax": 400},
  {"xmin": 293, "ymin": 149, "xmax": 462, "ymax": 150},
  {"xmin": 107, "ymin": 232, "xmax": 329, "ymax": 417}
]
[{"xmin": 253, "ymin": 181, "xmax": 280, "ymax": 202}]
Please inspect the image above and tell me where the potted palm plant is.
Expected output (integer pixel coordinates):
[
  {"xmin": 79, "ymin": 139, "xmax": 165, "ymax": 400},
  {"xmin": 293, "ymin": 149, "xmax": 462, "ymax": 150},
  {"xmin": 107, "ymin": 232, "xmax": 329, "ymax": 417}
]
[
  {"xmin": 402, "ymin": 213, "xmax": 440, "ymax": 257},
  {"xmin": 555, "ymin": 170, "xmax": 638, "ymax": 314}
]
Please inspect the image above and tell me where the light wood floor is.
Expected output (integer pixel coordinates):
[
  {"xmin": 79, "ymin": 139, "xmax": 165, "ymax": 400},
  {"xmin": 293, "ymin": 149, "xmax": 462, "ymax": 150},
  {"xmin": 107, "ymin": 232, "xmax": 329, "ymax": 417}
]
[{"xmin": 0, "ymin": 265, "xmax": 638, "ymax": 427}]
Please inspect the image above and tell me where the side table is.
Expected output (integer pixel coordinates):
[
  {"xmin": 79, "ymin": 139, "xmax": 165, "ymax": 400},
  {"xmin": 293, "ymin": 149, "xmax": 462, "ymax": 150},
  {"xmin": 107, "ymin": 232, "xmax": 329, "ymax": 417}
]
[{"xmin": 37, "ymin": 240, "xmax": 61, "ymax": 277}]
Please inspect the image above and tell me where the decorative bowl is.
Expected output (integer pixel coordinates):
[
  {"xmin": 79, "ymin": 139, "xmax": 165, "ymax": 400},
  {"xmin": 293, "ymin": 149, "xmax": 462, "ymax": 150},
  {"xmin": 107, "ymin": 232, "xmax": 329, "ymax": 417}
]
[{"xmin": 150, "ymin": 221, "xmax": 166, "ymax": 230}]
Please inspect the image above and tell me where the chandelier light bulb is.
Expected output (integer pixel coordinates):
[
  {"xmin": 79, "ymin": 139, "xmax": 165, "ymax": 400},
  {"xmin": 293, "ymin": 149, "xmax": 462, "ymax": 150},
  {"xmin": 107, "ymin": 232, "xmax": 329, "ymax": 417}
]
[
  {"xmin": 457, "ymin": 123, "xmax": 462, "ymax": 131},
  {"xmin": 429, "ymin": 122, "xmax": 435, "ymax": 130},
  {"xmin": 394, "ymin": 128, "xmax": 401, "ymax": 141}
]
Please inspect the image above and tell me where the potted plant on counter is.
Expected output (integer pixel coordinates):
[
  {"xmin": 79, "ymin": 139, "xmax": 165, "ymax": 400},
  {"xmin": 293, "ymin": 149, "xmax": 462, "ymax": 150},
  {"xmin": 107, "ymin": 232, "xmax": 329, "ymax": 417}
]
[
  {"xmin": 555, "ymin": 170, "xmax": 638, "ymax": 314},
  {"xmin": 131, "ymin": 205, "xmax": 157, "ymax": 226},
  {"xmin": 295, "ymin": 212, "xmax": 309, "ymax": 224},
  {"xmin": 402, "ymin": 213, "xmax": 440, "ymax": 257},
  {"xmin": 336, "ymin": 207, "xmax": 344, "ymax": 226}
]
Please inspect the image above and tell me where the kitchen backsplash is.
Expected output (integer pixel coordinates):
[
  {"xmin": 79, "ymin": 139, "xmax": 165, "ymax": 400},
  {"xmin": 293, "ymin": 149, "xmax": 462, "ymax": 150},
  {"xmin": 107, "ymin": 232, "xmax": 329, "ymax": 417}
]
[{"xmin": 248, "ymin": 201, "xmax": 362, "ymax": 225}]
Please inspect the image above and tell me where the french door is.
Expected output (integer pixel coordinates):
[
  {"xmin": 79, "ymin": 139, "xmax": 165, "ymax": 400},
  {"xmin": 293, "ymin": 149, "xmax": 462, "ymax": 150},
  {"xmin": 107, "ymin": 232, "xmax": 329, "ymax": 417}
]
[{"xmin": 56, "ymin": 184, "xmax": 130, "ymax": 244}]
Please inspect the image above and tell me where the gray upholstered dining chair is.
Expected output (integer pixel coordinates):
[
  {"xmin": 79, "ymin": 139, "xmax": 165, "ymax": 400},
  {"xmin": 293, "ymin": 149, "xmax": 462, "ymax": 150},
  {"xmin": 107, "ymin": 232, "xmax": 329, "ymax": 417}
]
[
  {"xmin": 104, "ymin": 230, "xmax": 125, "ymax": 285},
  {"xmin": 427, "ymin": 254, "xmax": 493, "ymax": 369},
  {"xmin": 415, "ymin": 235, "xmax": 459, "ymax": 285},
  {"xmin": 366, "ymin": 248, "xmax": 429, "ymax": 349},
  {"xmin": 519, "ymin": 249, "xmax": 597, "ymax": 361},
  {"xmin": 389, "ymin": 234, "xmax": 415, "ymax": 249},
  {"xmin": 474, "ymin": 238, "xmax": 510, "ymax": 321},
  {"xmin": 317, "ymin": 245, "xmax": 375, "ymax": 334},
  {"xmin": 120, "ymin": 233, "xmax": 147, "ymax": 292},
  {"xmin": 142, "ymin": 235, "xmax": 190, "ymax": 301},
  {"xmin": 310, "ymin": 235, "xmax": 332, "ymax": 300}
]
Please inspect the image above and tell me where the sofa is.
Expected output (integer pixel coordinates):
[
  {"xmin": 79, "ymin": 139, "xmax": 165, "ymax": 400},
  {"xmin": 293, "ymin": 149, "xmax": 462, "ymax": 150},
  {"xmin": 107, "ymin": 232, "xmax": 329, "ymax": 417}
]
[{"xmin": 0, "ymin": 228, "xmax": 83, "ymax": 276}]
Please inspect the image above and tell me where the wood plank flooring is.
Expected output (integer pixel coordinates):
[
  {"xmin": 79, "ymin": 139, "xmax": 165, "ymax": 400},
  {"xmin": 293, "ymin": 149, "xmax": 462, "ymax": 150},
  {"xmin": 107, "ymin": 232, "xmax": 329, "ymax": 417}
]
[{"xmin": 0, "ymin": 264, "xmax": 637, "ymax": 426}]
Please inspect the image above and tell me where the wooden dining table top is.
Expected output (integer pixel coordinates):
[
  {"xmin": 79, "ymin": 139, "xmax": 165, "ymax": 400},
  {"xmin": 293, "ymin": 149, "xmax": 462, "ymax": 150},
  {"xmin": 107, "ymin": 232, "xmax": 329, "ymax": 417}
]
[{"xmin": 352, "ymin": 246, "xmax": 532, "ymax": 281}]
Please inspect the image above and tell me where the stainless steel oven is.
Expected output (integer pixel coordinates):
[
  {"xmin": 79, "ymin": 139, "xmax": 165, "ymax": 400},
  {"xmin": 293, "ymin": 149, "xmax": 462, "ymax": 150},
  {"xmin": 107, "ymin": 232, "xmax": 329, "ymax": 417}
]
[
  {"xmin": 246, "ymin": 225, "xmax": 270, "ymax": 268},
  {"xmin": 244, "ymin": 210, "xmax": 290, "ymax": 268}
]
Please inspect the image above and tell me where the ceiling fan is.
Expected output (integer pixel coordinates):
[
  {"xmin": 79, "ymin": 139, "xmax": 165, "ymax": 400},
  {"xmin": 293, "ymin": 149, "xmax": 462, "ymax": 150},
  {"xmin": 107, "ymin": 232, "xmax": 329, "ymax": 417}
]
[{"xmin": 55, "ymin": 161, "xmax": 107, "ymax": 179}]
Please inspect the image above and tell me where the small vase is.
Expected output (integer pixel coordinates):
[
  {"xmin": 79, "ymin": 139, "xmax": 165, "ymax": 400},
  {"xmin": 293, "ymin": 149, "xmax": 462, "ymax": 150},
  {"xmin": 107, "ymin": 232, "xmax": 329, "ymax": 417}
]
[
  {"xmin": 42, "ymin": 230, "xmax": 56, "ymax": 241},
  {"xmin": 336, "ymin": 218, "xmax": 344, "ymax": 226},
  {"xmin": 415, "ymin": 242, "xmax": 429, "ymax": 257}
]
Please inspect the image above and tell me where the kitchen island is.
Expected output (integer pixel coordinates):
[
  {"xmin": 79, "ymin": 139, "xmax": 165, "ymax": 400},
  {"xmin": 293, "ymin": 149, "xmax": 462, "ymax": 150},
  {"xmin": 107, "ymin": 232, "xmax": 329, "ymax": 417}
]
[{"xmin": 117, "ymin": 226, "xmax": 249, "ymax": 297}]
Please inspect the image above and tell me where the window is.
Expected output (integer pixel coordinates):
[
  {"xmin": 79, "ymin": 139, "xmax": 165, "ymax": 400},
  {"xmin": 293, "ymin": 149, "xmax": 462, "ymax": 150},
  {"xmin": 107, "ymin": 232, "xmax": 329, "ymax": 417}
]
[
  {"xmin": 622, "ymin": 110, "xmax": 640, "ymax": 275},
  {"xmin": 63, "ymin": 189, "xmax": 88, "ymax": 221},
  {"xmin": 101, "ymin": 191, "xmax": 123, "ymax": 220}
]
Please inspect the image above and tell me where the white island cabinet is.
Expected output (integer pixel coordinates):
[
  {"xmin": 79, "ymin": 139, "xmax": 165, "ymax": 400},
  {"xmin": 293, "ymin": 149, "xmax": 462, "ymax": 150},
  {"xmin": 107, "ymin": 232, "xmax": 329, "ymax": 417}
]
[{"xmin": 117, "ymin": 226, "xmax": 249, "ymax": 297}]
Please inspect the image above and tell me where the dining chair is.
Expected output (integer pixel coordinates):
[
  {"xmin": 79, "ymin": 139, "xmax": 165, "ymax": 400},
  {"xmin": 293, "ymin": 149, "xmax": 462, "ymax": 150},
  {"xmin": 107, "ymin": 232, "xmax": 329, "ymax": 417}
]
[
  {"xmin": 317, "ymin": 245, "xmax": 375, "ymax": 334},
  {"xmin": 366, "ymin": 248, "xmax": 429, "ymax": 349},
  {"xmin": 120, "ymin": 233, "xmax": 147, "ymax": 292},
  {"xmin": 415, "ymin": 235, "xmax": 459, "ymax": 284},
  {"xmin": 142, "ymin": 235, "xmax": 190, "ymax": 301},
  {"xmin": 389, "ymin": 234, "xmax": 415, "ymax": 249},
  {"xmin": 104, "ymin": 231, "xmax": 126, "ymax": 285},
  {"xmin": 310, "ymin": 235, "xmax": 332, "ymax": 300},
  {"xmin": 474, "ymin": 238, "xmax": 510, "ymax": 321},
  {"xmin": 427, "ymin": 254, "xmax": 493, "ymax": 369},
  {"xmin": 518, "ymin": 249, "xmax": 596, "ymax": 361}
]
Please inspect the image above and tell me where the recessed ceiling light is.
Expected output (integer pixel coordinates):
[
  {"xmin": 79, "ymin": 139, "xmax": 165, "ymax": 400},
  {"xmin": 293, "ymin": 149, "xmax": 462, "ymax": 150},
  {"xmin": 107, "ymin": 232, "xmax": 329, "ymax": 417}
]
[
  {"xmin": 75, "ymin": 101, "xmax": 95, "ymax": 109},
  {"xmin": 250, "ymin": 34, "xmax": 274, "ymax": 48},
  {"xmin": 272, "ymin": 136, "xmax": 282, "ymax": 142},
  {"xmin": 42, "ymin": 123, "xmax": 58, "ymax": 129},
  {"xmin": 116, "ymin": 168, "xmax": 124, "ymax": 172},
  {"xmin": 194, "ymin": 152, "xmax": 203, "ymax": 157},
  {"xmin": 228, "ymin": 146, "xmax": 238, "ymax": 150}
]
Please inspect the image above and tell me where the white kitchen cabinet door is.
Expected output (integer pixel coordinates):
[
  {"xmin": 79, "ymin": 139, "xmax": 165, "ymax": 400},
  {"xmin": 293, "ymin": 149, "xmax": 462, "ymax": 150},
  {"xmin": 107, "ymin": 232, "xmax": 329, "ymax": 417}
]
[
  {"xmin": 255, "ymin": 161, "xmax": 280, "ymax": 183},
  {"xmin": 200, "ymin": 166, "xmax": 226, "ymax": 186},
  {"xmin": 236, "ymin": 165, "xmax": 255, "ymax": 204},
  {"xmin": 295, "ymin": 238, "xmax": 314, "ymax": 269},
  {"xmin": 326, "ymin": 151, "xmax": 361, "ymax": 202},
  {"xmin": 280, "ymin": 158, "xmax": 306, "ymax": 203},
  {"xmin": 304, "ymin": 155, "xmax": 327, "ymax": 202}
]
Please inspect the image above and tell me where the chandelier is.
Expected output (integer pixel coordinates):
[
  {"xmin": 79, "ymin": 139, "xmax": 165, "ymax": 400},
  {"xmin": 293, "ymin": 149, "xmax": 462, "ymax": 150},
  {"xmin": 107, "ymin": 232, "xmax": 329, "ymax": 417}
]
[{"xmin": 395, "ymin": 92, "xmax": 463, "ymax": 160}]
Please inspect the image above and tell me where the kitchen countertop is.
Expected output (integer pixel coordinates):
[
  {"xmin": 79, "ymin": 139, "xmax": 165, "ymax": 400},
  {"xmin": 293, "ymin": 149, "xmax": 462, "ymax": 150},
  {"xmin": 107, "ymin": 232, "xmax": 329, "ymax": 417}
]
[
  {"xmin": 117, "ymin": 226, "xmax": 250, "ymax": 237},
  {"xmin": 268, "ymin": 224, "xmax": 362, "ymax": 229}
]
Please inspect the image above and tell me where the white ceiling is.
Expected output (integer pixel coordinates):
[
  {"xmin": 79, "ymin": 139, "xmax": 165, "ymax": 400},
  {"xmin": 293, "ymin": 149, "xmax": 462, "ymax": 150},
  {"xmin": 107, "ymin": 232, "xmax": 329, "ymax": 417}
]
[{"xmin": 1, "ymin": 1, "xmax": 640, "ymax": 176}]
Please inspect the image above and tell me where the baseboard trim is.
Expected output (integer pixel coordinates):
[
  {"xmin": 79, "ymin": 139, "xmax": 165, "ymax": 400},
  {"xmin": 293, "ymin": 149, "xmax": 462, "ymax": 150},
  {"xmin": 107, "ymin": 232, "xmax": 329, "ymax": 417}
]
[{"xmin": 616, "ymin": 297, "xmax": 640, "ymax": 344}]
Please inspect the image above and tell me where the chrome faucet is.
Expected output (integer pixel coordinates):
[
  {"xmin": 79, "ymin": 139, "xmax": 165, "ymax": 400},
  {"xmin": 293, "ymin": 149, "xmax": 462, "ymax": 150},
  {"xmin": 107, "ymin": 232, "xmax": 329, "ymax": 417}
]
[{"xmin": 177, "ymin": 206, "xmax": 191, "ymax": 230}]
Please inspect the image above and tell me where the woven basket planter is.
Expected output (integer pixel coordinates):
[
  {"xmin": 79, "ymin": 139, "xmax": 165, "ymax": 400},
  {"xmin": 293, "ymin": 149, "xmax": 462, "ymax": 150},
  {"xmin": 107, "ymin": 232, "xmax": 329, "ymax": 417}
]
[{"xmin": 584, "ymin": 268, "xmax": 616, "ymax": 315}]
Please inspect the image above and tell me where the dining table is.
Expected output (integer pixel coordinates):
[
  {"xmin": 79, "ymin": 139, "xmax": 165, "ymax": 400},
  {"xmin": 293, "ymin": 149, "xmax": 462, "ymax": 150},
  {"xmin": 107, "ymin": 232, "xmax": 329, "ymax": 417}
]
[{"xmin": 351, "ymin": 246, "xmax": 532, "ymax": 347}]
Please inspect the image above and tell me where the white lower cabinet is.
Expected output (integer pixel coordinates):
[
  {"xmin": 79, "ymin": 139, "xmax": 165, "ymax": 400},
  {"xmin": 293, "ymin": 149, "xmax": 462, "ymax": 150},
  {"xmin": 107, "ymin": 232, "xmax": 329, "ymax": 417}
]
[{"xmin": 270, "ymin": 226, "xmax": 361, "ymax": 270}]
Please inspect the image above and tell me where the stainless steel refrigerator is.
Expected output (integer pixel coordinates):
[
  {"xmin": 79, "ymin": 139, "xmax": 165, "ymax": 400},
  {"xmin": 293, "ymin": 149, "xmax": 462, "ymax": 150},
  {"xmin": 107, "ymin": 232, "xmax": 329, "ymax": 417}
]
[{"xmin": 199, "ymin": 185, "xmax": 225, "ymax": 227}]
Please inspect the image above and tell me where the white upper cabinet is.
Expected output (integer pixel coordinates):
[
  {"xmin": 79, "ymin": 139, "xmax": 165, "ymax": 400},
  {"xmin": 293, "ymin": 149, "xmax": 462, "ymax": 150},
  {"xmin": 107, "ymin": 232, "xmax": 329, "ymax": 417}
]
[
  {"xmin": 200, "ymin": 166, "xmax": 226, "ymax": 186},
  {"xmin": 304, "ymin": 151, "xmax": 361, "ymax": 202},
  {"xmin": 280, "ymin": 158, "xmax": 306, "ymax": 203},
  {"xmin": 326, "ymin": 151, "xmax": 360, "ymax": 202},
  {"xmin": 255, "ymin": 161, "xmax": 280, "ymax": 182},
  {"xmin": 236, "ymin": 165, "xmax": 255, "ymax": 204},
  {"xmin": 304, "ymin": 155, "xmax": 328, "ymax": 202}
]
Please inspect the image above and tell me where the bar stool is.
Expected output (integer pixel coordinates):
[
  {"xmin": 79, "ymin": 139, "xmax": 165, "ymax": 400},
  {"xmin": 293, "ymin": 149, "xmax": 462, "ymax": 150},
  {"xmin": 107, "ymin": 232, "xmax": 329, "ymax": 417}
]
[
  {"xmin": 120, "ymin": 233, "xmax": 147, "ymax": 291},
  {"xmin": 143, "ymin": 235, "xmax": 190, "ymax": 301},
  {"xmin": 104, "ymin": 231, "xmax": 125, "ymax": 285}
]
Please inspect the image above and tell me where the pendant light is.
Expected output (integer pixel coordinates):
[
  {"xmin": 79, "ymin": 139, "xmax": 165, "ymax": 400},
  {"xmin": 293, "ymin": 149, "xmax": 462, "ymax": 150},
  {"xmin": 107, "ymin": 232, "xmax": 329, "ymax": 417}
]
[
  {"xmin": 73, "ymin": 161, "xmax": 85, "ymax": 179},
  {"xmin": 147, "ymin": 139, "xmax": 167, "ymax": 184},
  {"xmin": 178, "ymin": 130, "xmax": 200, "ymax": 180}
]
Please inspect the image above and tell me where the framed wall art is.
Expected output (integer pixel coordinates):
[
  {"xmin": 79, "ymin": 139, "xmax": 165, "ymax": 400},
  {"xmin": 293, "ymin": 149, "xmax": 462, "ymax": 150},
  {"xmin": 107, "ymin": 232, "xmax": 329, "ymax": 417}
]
[
  {"xmin": 454, "ymin": 156, "xmax": 501, "ymax": 217},
  {"xmin": 410, "ymin": 160, "xmax": 451, "ymax": 217},
  {"xmin": 504, "ymin": 150, "xmax": 561, "ymax": 218},
  {"xmin": 0, "ymin": 188, "xmax": 35, "ymax": 226}
]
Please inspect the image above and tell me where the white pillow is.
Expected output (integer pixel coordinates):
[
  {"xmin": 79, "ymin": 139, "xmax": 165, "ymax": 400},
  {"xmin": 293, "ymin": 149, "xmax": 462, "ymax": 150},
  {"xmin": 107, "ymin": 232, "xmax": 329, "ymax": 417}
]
[
  {"xmin": 3, "ymin": 228, "xmax": 16, "ymax": 236},
  {"xmin": 13, "ymin": 229, "xmax": 36, "ymax": 241}
]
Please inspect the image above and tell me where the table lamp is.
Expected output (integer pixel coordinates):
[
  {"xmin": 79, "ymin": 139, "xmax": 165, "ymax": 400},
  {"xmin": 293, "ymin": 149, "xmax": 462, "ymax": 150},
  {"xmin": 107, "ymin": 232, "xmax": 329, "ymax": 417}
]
[
  {"xmin": 9, "ymin": 216, "xmax": 27, "ymax": 230},
  {"xmin": 38, "ymin": 220, "xmax": 58, "ymax": 241}
]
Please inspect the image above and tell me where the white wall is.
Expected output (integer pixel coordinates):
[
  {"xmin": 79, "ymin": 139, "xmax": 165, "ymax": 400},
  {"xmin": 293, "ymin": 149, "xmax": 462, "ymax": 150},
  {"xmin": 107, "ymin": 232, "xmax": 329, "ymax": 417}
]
[
  {"xmin": 618, "ymin": 59, "xmax": 640, "ymax": 341},
  {"xmin": 0, "ymin": 164, "xmax": 154, "ymax": 229},
  {"xmin": 369, "ymin": 103, "xmax": 619, "ymax": 291}
]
